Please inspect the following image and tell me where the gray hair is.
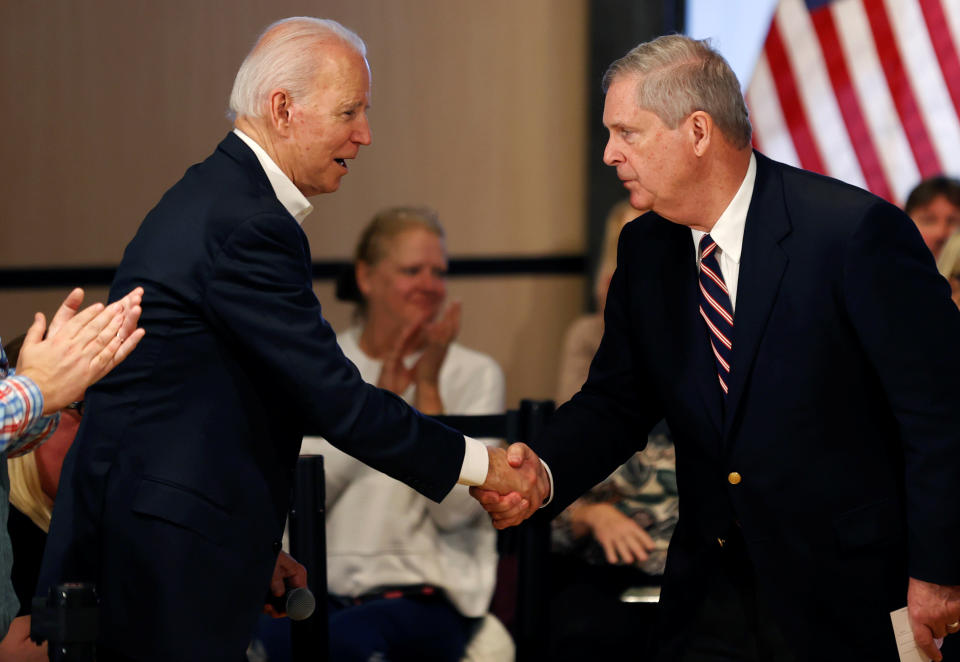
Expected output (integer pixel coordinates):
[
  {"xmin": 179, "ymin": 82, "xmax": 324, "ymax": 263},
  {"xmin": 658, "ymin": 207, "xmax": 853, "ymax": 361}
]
[
  {"xmin": 228, "ymin": 17, "xmax": 366, "ymax": 120},
  {"xmin": 602, "ymin": 34, "xmax": 752, "ymax": 149},
  {"xmin": 355, "ymin": 206, "xmax": 445, "ymax": 267}
]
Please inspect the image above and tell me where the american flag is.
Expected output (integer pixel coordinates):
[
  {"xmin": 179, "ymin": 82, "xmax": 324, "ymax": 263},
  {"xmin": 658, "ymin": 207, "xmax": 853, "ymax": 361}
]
[{"xmin": 746, "ymin": 0, "xmax": 960, "ymax": 204}]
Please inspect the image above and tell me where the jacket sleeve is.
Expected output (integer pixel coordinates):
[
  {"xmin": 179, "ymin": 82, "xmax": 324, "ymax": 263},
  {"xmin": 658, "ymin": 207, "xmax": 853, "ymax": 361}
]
[
  {"xmin": 842, "ymin": 201, "xmax": 960, "ymax": 584},
  {"xmin": 535, "ymin": 223, "xmax": 665, "ymax": 518},
  {"xmin": 203, "ymin": 212, "xmax": 465, "ymax": 503}
]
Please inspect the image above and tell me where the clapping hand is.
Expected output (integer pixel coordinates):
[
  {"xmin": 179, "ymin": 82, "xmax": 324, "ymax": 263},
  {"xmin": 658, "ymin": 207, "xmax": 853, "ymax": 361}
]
[
  {"xmin": 377, "ymin": 302, "xmax": 461, "ymax": 415},
  {"xmin": 470, "ymin": 442, "xmax": 551, "ymax": 529},
  {"xmin": 17, "ymin": 287, "xmax": 145, "ymax": 414}
]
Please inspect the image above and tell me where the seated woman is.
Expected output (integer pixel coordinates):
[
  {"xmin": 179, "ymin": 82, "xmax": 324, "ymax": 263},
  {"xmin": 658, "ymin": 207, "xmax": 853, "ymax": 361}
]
[
  {"xmin": 303, "ymin": 207, "xmax": 505, "ymax": 662},
  {"xmin": 549, "ymin": 200, "xmax": 678, "ymax": 661}
]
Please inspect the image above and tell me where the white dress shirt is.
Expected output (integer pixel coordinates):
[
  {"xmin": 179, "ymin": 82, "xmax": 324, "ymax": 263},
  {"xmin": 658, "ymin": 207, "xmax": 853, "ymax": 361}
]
[{"xmin": 690, "ymin": 153, "xmax": 758, "ymax": 311}]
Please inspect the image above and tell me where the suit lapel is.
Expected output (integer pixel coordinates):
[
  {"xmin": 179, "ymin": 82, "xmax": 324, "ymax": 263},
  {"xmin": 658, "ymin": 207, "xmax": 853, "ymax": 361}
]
[{"xmin": 723, "ymin": 153, "xmax": 791, "ymax": 438}]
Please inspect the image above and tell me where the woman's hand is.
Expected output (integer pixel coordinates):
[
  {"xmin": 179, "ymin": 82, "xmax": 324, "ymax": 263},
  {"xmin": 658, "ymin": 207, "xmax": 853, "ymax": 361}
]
[
  {"xmin": 375, "ymin": 302, "xmax": 460, "ymax": 415},
  {"xmin": 413, "ymin": 302, "xmax": 460, "ymax": 414},
  {"xmin": 376, "ymin": 317, "xmax": 424, "ymax": 395}
]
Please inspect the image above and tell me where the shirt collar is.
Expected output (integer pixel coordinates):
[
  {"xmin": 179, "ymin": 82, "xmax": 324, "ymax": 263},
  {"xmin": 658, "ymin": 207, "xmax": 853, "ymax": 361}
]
[
  {"xmin": 232, "ymin": 128, "xmax": 313, "ymax": 225},
  {"xmin": 692, "ymin": 152, "xmax": 757, "ymax": 263}
]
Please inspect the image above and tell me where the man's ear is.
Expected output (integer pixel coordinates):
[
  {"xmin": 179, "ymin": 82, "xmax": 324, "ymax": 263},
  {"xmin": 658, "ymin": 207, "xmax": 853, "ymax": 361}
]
[
  {"xmin": 688, "ymin": 111, "xmax": 712, "ymax": 157},
  {"xmin": 268, "ymin": 89, "xmax": 294, "ymax": 134}
]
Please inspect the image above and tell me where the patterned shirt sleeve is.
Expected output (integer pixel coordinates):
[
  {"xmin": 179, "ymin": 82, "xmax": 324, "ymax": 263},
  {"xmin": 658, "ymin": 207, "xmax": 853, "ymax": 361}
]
[{"xmin": 0, "ymin": 343, "xmax": 59, "ymax": 456}]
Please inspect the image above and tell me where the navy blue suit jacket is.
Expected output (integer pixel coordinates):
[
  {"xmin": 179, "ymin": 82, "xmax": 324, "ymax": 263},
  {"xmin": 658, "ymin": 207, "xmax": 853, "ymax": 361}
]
[
  {"xmin": 536, "ymin": 153, "xmax": 960, "ymax": 660},
  {"xmin": 38, "ymin": 133, "xmax": 466, "ymax": 661}
]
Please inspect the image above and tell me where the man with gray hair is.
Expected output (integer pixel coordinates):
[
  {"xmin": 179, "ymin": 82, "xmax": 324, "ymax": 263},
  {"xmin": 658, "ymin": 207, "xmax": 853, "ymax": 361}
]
[
  {"xmin": 39, "ymin": 17, "xmax": 545, "ymax": 661},
  {"xmin": 475, "ymin": 34, "xmax": 960, "ymax": 661}
]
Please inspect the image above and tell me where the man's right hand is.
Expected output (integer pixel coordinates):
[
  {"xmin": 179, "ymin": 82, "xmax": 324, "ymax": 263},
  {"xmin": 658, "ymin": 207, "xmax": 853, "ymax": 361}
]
[
  {"xmin": 469, "ymin": 443, "xmax": 550, "ymax": 529},
  {"xmin": 17, "ymin": 287, "xmax": 145, "ymax": 414}
]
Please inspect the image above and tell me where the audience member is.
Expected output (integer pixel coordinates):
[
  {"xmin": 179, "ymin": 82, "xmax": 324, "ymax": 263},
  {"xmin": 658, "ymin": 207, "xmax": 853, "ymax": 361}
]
[
  {"xmin": 304, "ymin": 207, "xmax": 506, "ymax": 661},
  {"xmin": 549, "ymin": 200, "xmax": 677, "ymax": 661},
  {"xmin": 0, "ymin": 288, "xmax": 142, "ymax": 660},
  {"xmin": 938, "ymin": 233, "xmax": 960, "ymax": 310},
  {"xmin": 904, "ymin": 175, "xmax": 960, "ymax": 260}
]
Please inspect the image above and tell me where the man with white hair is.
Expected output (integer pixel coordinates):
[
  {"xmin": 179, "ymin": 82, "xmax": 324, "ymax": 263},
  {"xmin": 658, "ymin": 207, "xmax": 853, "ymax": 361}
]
[
  {"xmin": 39, "ymin": 17, "xmax": 545, "ymax": 662},
  {"xmin": 476, "ymin": 34, "xmax": 960, "ymax": 662}
]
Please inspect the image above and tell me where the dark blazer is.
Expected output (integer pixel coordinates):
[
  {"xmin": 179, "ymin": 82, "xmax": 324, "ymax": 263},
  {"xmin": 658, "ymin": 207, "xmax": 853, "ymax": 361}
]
[
  {"xmin": 536, "ymin": 153, "xmax": 960, "ymax": 660},
  {"xmin": 38, "ymin": 133, "xmax": 466, "ymax": 661}
]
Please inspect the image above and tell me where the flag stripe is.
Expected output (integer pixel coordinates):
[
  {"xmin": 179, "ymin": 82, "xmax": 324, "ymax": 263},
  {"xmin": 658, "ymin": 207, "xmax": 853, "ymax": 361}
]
[
  {"xmin": 747, "ymin": 0, "xmax": 958, "ymax": 205},
  {"xmin": 778, "ymin": 0, "xmax": 866, "ymax": 186},
  {"xmin": 810, "ymin": 6, "xmax": 894, "ymax": 199},
  {"xmin": 747, "ymin": 54, "xmax": 802, "ymax": 165},
  {"xmin": 764, "ymin": 19, "xmax": 828, "ymax": 172},
  {"xmin": 885, "ymin": 0, "xmax": 960, "ymax": 175},
  {"xmin": 862, "ymin": 0, "xmax": 941, "ymax": 176},
  {"xmin": 919, "ymin": 0, "xmax": 960, "ymax": 126},
  {"xmin": 831, "ymin": 0, "xmax": 920, "ymax": 202}
]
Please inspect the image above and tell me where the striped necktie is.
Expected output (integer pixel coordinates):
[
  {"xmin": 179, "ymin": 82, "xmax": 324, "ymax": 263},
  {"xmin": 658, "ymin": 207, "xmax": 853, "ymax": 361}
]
[{"xmin": 698, "ymin": 234, "xmax": 734, "ymax": 396}]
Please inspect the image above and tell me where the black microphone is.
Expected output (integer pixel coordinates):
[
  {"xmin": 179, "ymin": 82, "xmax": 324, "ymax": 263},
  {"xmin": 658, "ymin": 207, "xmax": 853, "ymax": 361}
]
[{"xmin": 266, "ymin": 586, "xmax": 316, "ymax": 621}]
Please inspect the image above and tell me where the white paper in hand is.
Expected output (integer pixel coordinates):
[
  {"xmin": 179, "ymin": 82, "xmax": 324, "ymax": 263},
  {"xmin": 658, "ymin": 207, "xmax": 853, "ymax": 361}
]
[{"xmin": 891, "ymin": 606, "xmax": 943, "ymax": 662}]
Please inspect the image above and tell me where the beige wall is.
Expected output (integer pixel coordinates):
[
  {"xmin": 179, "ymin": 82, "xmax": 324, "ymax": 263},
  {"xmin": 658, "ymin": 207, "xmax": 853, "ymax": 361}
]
[{"xmin": 0, "ymin": 0, "xmax": 590, "ymax": 406}]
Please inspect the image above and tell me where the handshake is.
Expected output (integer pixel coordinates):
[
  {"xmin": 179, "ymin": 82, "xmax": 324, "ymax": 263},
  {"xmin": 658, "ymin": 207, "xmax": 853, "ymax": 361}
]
[{"xmin": 469, "ymin": 444, "xmax": 551, "ymax": 529}]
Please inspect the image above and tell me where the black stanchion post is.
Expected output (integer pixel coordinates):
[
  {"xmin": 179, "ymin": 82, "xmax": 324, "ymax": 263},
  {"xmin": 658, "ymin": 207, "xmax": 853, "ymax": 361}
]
[
  {"xmin": 515, "ymin": 399, "xmax": 554, "ymax": 662},
  {"xmin": 289, "ymin": 455, "xmax": 328, "ymax": 662}
]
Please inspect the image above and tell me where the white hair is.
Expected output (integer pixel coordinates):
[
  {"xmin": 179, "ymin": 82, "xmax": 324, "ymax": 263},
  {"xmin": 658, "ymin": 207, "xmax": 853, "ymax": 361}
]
[{"xmin": 228, "ymin": 17, "xmax": 366, "ymax": 120}]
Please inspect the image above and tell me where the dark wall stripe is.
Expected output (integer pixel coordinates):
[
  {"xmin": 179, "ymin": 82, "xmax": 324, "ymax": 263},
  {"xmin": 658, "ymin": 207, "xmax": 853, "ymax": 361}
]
[{"xmin": 0, "ymin": 254, "xmax": 587, "ymax": 290}]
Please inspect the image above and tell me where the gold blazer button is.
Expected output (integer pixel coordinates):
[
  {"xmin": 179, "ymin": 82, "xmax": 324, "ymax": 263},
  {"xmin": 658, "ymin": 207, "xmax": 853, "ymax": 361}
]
[{"xmin": 727, "ymin": 471, "xmax": 742, "ymax": 485}]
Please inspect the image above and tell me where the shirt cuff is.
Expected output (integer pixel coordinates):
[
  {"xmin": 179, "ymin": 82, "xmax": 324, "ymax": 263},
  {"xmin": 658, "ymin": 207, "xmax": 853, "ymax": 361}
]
[
  {"xmin": 2, "ymin": 374, "xmax": 45, "ymax": 432},
  {"xmin": 539, "ymin": 459, "xmax": 554, "ymax": 507},
  {"xmin": 457, "ymin": 435, "xmax": 489, "ymax": 486}
]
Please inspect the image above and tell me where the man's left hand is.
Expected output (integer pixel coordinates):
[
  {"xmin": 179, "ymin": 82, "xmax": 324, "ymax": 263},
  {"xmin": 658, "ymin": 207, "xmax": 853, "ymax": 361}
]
[
  {"xmin": 263, "ymin": 550, "xmax": 308, "ymax": 618},
  {"xmin": 908, "ymin": 577, "xmax": 960, "ymax": 661}
]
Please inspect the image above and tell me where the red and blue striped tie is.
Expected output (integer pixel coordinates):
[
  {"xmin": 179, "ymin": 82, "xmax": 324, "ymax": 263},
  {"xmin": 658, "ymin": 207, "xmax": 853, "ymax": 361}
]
[{"xmin": 698, "ymin": 234, "xmax": 734, "ymax": 397}]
